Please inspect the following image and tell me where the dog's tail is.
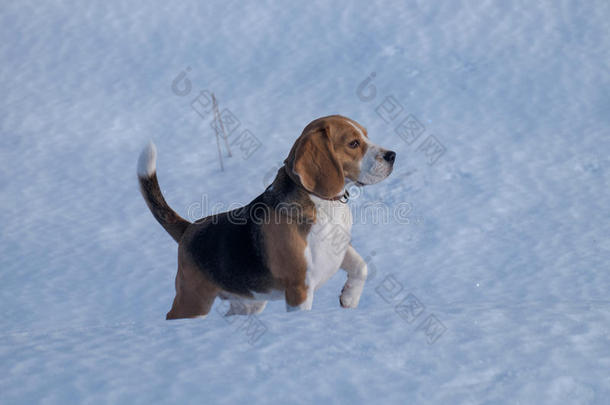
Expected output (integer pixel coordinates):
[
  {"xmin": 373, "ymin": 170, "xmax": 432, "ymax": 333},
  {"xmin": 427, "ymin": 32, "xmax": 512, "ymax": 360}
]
[{"xmin": 137, "ymin": 142, "xmax": 190, "ymax": 243}]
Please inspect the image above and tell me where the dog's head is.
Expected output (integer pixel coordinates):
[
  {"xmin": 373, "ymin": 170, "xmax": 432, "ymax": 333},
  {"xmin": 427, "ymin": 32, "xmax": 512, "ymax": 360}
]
[{"xmin": 284, "ymin": 115, "xmax": 396, "ymax": 199}]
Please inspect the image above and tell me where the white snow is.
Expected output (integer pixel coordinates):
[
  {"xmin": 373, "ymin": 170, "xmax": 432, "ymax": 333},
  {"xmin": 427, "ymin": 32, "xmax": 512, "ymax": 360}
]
[{"xmin": 1, "ymin": 1, "xmax": 609, "ymax": 404}]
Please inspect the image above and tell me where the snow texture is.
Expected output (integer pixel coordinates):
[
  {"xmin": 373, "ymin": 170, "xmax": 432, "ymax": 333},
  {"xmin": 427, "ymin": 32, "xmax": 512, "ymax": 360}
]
[{"xmin": 1, "ymin": 1, "xmax": 609, "ymax": 404}]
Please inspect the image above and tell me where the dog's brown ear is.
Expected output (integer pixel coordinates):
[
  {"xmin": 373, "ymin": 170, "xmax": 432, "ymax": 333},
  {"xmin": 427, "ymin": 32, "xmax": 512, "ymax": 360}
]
[{"xmin": 284, "ymin": 124, "xmax": 344, "ymax": 199}]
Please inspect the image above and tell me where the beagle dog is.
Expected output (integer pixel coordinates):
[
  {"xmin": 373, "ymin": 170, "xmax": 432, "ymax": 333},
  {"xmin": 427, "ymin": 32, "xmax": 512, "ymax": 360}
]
[{"xmin": 137, "ymin": 115, "xmax": 396, "ymax": 319}]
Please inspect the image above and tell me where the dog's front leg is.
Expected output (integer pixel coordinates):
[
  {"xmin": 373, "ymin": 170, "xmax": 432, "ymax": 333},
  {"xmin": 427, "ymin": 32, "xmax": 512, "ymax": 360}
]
[
  {"xmin": 285, "ymin": 278, "xmax": 314, "ymax": 312},
  {"xmin": 339, "ymin": 245, "xmax": 367, "ymax": 308}
]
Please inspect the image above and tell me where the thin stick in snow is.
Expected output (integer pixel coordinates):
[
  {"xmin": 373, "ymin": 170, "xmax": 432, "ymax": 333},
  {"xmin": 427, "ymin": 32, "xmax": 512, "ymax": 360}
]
[
  {"xmin": 212, "ymin": 93, "xmax": 232, "ymax": 157},
  {"xmin": 211, "ymin": 93, "xmax": 224, "ymax": 171}
]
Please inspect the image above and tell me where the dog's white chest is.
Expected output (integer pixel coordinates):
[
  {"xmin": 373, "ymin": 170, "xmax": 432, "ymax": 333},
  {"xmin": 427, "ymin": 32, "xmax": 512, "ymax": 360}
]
[{"xmin": 305, "ymin": 195, "xmax": 352, "ymax": 289}]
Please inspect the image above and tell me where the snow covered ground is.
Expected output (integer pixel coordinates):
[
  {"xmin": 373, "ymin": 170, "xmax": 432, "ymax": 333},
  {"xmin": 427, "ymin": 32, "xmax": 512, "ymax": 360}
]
[{"xmin": 1, "ymin": 0, "xmax": 609, "ymax": 403}]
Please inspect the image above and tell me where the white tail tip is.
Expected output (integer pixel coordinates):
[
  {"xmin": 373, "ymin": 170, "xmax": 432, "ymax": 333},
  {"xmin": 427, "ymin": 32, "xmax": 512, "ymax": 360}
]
[{"xmin": 137, "ymin": 141, "xmax": 157, "ymax": 177}]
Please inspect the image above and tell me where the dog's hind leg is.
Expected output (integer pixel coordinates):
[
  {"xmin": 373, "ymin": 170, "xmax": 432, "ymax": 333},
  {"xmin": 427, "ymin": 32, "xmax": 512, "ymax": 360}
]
[{"xmin": 166, "ymin": 261, "xmax": 219, "ymax": 320}]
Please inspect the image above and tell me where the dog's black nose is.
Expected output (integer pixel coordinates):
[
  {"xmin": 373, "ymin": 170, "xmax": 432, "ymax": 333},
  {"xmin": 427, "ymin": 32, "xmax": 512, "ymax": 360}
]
[{"xmin": 383, "ymin": 151, "xmax": 396, "ymax": 163}]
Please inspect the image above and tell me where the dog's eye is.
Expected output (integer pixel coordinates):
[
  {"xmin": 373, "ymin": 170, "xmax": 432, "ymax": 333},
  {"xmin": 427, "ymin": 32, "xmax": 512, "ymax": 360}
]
[{"xmin": 348, "ymin": 140, "xmax": 360, "ymax": 149}]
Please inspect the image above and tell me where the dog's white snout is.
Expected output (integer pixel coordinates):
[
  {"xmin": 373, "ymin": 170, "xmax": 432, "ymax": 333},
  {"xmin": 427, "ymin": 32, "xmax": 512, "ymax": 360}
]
[{"xmin": 357, "ymin": 141, "xmax": 395, "ymax": 185}]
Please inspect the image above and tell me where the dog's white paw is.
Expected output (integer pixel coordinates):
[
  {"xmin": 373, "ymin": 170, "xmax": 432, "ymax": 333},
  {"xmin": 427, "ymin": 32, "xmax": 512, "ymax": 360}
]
[
  {"xmin": 339, "ymin": 280, "xmax": 364, "ymax": 308},
  {"xmin": 225, "ymin": 300, "xmax": 267, "ymax": 316}
]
